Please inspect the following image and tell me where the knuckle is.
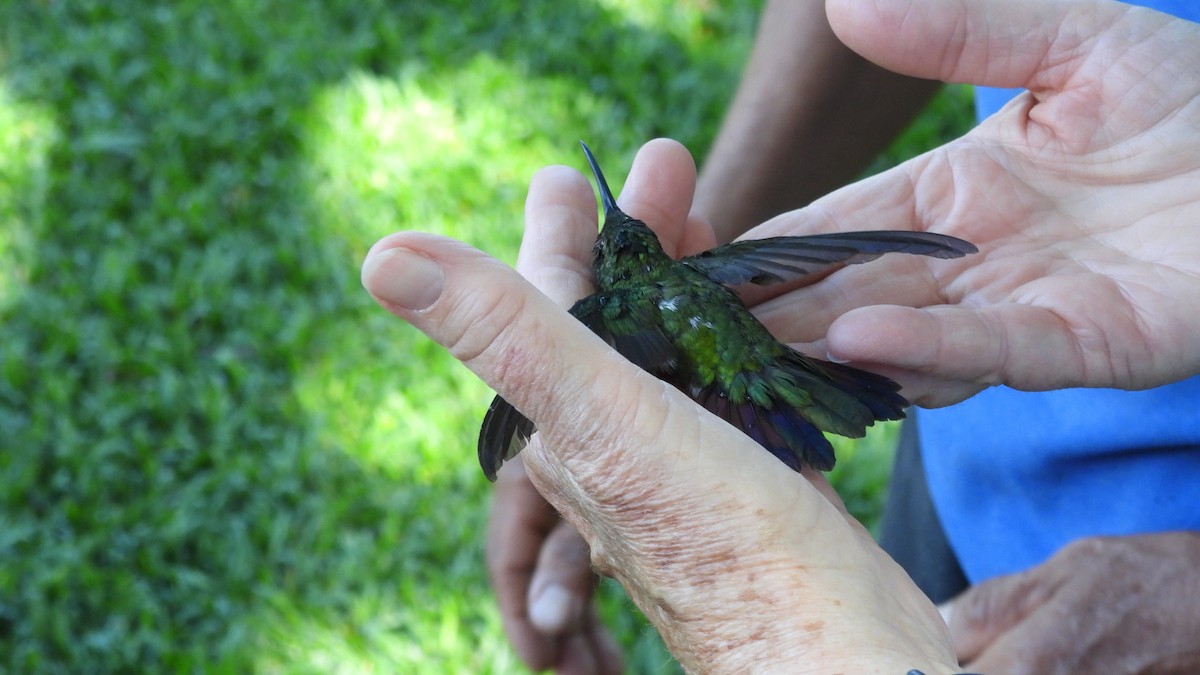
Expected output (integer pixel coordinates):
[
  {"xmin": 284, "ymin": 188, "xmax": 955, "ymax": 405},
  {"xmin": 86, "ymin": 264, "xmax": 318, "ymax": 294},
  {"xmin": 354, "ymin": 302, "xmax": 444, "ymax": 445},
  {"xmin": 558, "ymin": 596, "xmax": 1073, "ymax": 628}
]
[{"xmin": 442, "ymin": 281, "xmax": 531, "ymax": 365}]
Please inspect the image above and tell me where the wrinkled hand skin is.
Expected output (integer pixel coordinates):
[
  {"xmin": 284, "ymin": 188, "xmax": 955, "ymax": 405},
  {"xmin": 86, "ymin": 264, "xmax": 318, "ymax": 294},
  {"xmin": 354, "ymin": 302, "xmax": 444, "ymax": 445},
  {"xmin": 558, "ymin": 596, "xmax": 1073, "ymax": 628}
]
[{"xmin": 945, "ymin": 533, "xmax": 1200, "ymax": 674}]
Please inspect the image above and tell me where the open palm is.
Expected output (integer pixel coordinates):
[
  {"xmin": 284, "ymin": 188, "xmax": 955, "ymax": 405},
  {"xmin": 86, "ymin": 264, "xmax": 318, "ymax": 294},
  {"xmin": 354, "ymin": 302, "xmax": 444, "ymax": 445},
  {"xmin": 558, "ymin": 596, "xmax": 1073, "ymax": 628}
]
[{"xmin": 743, "ymin": 0, "xmax": 1200, "ymax": 406}]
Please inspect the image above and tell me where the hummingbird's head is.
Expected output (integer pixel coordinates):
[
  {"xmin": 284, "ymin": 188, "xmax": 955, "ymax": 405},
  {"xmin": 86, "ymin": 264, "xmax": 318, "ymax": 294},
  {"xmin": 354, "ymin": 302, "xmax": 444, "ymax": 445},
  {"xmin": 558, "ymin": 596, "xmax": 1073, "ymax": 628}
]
[
  {"xmin": 594, "ymin": 217, "xmax": 661, "ymax": 256},
  {"xmin": 580, "ymin": 141, "xmax": 668, "ymax": 280},
  {"xmin": 593, "ymin": 217, "xmax": 666, "ymax": 281}
]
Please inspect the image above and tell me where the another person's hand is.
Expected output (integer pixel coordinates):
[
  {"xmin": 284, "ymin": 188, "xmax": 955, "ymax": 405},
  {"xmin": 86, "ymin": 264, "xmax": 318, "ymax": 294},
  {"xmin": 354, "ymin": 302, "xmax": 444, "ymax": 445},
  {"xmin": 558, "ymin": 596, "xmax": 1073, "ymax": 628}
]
[
  {"xmin": 486, "ymin": 457, "xmax": 620, "ymax": 674},
  {"xmin": 942, "ymin": 532, "xmax": 1200, "ymax": 674},
  {"xmin": 361, "ymin": 145, "xmax": 958, "ymax": 672},
  {"xmin": 743, "ymin": 0, "xmax": 1200, "ymax": 407}
]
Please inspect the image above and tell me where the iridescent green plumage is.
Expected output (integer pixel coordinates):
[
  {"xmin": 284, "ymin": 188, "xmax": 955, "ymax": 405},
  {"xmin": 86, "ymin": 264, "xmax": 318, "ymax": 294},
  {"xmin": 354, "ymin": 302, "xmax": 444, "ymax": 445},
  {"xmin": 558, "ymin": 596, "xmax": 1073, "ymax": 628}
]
[{"xmin": 478, "ymin": 142, "xmax": 977, "ymax": 481}]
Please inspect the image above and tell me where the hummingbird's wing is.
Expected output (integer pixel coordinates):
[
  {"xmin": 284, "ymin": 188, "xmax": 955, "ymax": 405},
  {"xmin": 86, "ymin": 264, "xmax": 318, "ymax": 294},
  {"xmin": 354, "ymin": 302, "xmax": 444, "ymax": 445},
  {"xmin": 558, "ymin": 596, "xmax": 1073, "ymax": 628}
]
[
  {"xmin": 569, "ymin": 292, "xmax": 680, "ymax": 374},
  {"xmin": 477, "ymin": 291, "xmax": 679, "ymax": 481},
  {"xmin": 682, "ymin": 231, "xmax": 977, "ymax": 287},
  {"xmin": 478, "ymin": 395, "xmax": 535, "ymax": 481}
]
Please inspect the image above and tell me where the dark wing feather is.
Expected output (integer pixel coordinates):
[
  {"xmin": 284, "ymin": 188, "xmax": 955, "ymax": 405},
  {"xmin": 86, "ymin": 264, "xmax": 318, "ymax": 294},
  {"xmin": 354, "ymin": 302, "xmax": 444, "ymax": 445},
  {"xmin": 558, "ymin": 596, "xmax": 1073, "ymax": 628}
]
[
  {"xmin": 568, "ymin": 292, "xmax": 679, "ymax": 375},
  {"xmin": 683, "ymin": 231, "xmax": 977, "ymax": 287},
  {"xmin": 478, "ymin": 395, "xmax": 535, "ymax": 481}
]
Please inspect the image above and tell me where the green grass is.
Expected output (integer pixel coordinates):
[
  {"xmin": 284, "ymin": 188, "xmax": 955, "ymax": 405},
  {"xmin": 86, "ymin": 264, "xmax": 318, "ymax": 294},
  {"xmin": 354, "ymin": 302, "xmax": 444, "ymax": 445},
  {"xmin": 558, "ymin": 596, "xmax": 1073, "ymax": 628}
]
[{"xmin": 0, "ymin": 1, "xmax": 972, "ymax": 671}]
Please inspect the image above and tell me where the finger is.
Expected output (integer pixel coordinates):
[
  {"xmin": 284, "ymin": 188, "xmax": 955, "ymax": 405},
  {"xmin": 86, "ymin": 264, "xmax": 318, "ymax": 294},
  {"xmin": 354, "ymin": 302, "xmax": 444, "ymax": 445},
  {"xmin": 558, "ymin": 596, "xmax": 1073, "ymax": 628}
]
[
  {"xmin": 518, "ymin": 141, "xmax": 711, "ymax": 299},
  {"xmin": 751, "ymin": 255, "xmax": 955, "ymax": 344},
  {"xmin": 360, "ymin": 232, "xmax": 869, "ymax": 584},
  {"xmin": 617, "ymin": 138, "xmax": 707, "ymax": 257},
  {"xmin": 552, "ymin": 605, "xmax": 625, "ymax": 675},
  {"xmin": 554, "ymin": 632, "xmax": 600, "ymax": 675},
  {"xmin": 962, "ymin": 603, "xmax": 1072, "ymax": 674},
  {"xmin": 827, "ymin": 0, "xmax": 1200, "ymax": 149},
  {"xmin": 825, "ymin": 303, "xmax": 1090, "ymax": 392},
  {"xmin": 518, "ymin": 165, "xmax": 599, "ymax": 307},
  {"xmin": 528, "ymin": 521, "xmax": 595, "ymax": 634},
  {"xmin": 487, "ymin": 458, "xmax": 564, "ymax": 669},
  {"xmin": 581, "ymin": 604, "xmax": 625, "ymax": 675},
  {"xmin": 825, "ymin": 0, "xmax": 1129, "ymax": 89},
  {"xmin": 361, "ymin": 231, "xmax": 620, "ymax": 405},
  {"xmin": 944, "ymin": 569, "xmax": 1056, "ymax": 664}
]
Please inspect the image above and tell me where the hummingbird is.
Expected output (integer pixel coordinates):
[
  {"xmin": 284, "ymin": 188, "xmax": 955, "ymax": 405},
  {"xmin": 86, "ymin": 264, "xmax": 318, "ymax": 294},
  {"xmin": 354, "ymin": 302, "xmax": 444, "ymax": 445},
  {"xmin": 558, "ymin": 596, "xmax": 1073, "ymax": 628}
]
[{"xmin": 478, "ymin": 142, "xmax": 976, "ymax": 481}]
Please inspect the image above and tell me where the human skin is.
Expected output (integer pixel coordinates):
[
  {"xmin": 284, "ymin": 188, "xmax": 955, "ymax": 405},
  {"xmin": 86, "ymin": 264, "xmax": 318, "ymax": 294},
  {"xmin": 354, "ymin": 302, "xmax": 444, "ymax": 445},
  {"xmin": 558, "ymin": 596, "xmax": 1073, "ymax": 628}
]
[
  {"xmin": 944, "ymin": 532, "xmax": 1200, "ymax": 673},
  {"xmin": 365, "ymin": 0, "xmax": 1200, "ymax": 671}
]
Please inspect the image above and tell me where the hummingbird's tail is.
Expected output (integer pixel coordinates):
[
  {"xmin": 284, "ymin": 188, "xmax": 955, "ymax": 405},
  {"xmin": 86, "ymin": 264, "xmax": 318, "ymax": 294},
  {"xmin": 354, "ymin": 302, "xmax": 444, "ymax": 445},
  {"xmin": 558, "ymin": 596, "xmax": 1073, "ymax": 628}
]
[
  {"xmin": 690, "ymin": 351, "xmax": 908, "ymax": 472},
  {"xmin": 579, "ymin": 141, "xmax": 620, "ymax": 217}
]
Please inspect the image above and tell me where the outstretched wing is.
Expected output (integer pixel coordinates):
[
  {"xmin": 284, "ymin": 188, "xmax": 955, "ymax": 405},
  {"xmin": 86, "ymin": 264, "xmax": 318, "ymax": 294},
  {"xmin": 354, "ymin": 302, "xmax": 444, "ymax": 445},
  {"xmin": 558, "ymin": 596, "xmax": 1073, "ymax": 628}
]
[
  {"xmin": 477, "ymin": 290, "xmax": 679, "ymax": 481},
  {"xmin": 683, "ymin": 231, "xmax": 977, "ymax": 287}
]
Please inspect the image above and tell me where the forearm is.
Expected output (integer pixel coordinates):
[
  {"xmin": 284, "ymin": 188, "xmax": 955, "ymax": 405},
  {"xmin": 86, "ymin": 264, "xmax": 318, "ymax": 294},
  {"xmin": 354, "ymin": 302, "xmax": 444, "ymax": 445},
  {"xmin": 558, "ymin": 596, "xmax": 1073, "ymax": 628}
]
[{"xmin": 696, "ymin": 0, "xmax": 940, "ymax": 242}]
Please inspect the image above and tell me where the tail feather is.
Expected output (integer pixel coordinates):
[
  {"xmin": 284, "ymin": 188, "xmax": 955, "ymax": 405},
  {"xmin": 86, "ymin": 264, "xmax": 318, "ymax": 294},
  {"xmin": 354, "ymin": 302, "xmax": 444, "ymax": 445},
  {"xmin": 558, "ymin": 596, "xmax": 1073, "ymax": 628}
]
[
  {"xmin": 810, "ymin": 356, "xmax": 908, "ymax": 422},
  {"xmin": 694, "ymin": 382, "xmax": 838, "ymax": 471},
  {"xmin": 689, "ymin": 351, "xmax": 908, "ymax": 472}
]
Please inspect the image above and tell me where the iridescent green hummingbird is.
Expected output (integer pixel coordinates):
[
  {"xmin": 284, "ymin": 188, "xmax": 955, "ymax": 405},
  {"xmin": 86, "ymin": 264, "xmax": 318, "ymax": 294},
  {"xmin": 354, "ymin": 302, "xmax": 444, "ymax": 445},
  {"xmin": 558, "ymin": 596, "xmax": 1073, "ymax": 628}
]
[{"xmin": 478, "ymin": 142, "xmax": 976, "ymax": 481}]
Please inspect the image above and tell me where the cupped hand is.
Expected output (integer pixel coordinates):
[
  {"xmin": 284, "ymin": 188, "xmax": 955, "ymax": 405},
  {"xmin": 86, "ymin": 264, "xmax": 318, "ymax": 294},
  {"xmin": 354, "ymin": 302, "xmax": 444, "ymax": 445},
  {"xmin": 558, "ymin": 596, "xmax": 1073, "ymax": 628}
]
[
  {"xmin": 361, "ymin": 141, "xmax": 958, "ymax": 672},
  {"xmin": 744, "ymin": 0, "xmax": 1200, "ymax": 407},
  {"xmin": 942, "ymin": 532, "xmax": 1200, "ymax": 674}
]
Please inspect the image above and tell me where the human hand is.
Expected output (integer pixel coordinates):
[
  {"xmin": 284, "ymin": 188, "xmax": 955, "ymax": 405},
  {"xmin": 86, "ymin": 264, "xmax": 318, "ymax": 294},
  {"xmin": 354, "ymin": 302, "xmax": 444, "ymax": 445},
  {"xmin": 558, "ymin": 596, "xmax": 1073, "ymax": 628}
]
[
  {"xmin": 360, "ymin": 141, "xmax": 959, "ymax": 673},
  {"xmin": 486, "ymin": 457, "xmax": 621, "ymax": 675},
  {"xmin": 740, "ymin": 0, "xmax": 1200, "ymax": 406},
  {"xmin": 942, "ymin": 532, "xmax": 1200, "ymax": 674}
]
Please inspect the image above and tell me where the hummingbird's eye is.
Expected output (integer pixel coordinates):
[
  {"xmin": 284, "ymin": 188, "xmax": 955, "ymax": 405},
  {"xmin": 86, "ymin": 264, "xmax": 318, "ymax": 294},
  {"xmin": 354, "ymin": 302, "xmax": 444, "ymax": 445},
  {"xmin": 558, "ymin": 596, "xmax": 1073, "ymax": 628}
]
[{"xmin": 614, "ymin": 230, "xmax": 632, "ymax": 249}]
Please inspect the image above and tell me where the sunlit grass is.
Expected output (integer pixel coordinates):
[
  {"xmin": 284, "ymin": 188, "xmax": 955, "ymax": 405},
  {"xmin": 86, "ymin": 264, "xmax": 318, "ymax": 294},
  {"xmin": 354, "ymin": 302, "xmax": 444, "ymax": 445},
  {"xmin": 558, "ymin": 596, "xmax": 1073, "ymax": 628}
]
[{"xmin": 0, "ymin": 81, "xmax": 56, "ymax": 312}]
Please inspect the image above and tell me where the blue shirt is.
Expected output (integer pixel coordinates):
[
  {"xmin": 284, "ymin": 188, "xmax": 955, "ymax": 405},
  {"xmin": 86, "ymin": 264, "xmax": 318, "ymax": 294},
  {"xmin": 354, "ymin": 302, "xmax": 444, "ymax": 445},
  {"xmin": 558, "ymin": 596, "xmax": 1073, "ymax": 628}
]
[{"xmin": 919, "ymin": 0, "xmax": 1200, "ymax": 583}]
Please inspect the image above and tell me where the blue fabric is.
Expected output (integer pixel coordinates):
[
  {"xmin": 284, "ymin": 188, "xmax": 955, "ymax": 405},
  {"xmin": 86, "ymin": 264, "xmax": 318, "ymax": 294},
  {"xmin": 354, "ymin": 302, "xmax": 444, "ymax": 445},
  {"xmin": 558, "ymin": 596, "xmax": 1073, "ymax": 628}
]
[{"xmin": 920, "ymin": 0, "xmax": 1200, "ymax": 583}]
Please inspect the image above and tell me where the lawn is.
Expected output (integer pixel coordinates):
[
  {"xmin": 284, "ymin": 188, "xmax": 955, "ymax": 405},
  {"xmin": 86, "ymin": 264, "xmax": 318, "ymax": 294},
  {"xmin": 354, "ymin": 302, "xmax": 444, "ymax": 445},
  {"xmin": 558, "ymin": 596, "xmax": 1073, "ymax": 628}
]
[{"xmin": 0, "ymin": 1, "xmax": 972, "ymax": 671}]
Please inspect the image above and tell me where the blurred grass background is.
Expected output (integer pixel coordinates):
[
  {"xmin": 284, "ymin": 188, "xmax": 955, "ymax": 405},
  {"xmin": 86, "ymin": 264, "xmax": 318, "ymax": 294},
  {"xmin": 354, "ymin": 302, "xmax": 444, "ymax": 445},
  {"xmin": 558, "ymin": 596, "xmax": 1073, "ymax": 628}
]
[{"xmin": 0, "ymin": 1, "xmax": 972, "ymax": 672}]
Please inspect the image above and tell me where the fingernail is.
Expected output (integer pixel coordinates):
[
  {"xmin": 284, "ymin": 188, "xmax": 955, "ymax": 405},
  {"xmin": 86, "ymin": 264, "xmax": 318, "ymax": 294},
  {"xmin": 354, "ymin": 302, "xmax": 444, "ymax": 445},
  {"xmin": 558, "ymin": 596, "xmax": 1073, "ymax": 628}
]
[
  {"xmin": 361, "ymin": 247, "xmax": 444, "ymax": 310},
  {"xmin": 529, "ymin": 585, "xmax": 578, "ymax": 632},
  {"xmin": 826, "ymin": 350, "xmax": 850, "ymax": 364}
]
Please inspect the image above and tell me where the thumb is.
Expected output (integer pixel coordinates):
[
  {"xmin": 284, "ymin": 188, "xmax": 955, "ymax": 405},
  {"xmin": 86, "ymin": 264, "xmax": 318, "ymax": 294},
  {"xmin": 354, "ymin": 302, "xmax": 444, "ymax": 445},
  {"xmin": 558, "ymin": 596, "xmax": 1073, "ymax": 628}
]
[
  {"xmin": 826, "ymin": 0, "xmax": 1125, "ymax": 88},
  {"xmin": 527, "ymin": 522, "xmax": 593, "ymax": 633},
  {"xmin": 359, "ymin": 232, "xmax": 678, "ymax": 494},
  {"xmin": 943, "ymin": 569, "xmax": 1052, "ymax": 663}
]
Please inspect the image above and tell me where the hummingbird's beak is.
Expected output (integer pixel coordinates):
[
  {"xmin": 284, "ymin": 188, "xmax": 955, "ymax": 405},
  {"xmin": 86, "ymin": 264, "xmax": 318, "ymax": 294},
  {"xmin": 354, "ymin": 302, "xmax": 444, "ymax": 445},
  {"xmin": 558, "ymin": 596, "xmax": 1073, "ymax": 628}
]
[{"xmin": 580, "ymin": 141, "xmax": 621, "ymax": 220}]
